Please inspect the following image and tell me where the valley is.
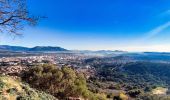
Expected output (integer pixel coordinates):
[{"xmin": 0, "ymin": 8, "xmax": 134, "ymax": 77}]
[{"xmin": 0, "ymin": 46, "xmax": 170, "ymax": 99}]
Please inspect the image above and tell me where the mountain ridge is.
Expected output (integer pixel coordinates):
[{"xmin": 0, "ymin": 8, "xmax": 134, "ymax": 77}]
[{"xmin": 0, "ymin": 45, "xmax": 68, "ymax": 52}]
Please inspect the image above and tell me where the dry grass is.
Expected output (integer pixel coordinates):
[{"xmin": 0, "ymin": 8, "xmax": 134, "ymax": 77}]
[
  {"xmin": 152, "ymin": 87, "xmax": 168, "ymax": 95},
  {"xmin": 0, "ymin": 75, "xmax": 57, "ymax": 100}
]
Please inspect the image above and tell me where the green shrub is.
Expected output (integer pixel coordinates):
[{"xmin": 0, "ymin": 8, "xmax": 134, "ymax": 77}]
[{"xmin": 22, "ymin": 64, "xmax": 103, "ymax": 99}]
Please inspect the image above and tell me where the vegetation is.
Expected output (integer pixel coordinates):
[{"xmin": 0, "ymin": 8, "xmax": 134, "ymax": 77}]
[
  {"xmin": 21, "ymin": 64, "xmax": 107, "ymax": 100},
  {"xmin": 1, "ymin": 57, "xmax": 170, "ymax": 100},
  {"xmin": 0, "ymin": 75, "xmax": 56, "ymax": 100},
  {"xmin": 85, "ymin": 61, "xmax": 170, "ymax": 99}
]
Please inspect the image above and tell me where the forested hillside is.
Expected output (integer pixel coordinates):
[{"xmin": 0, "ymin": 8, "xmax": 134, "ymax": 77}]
[{"xmin": 90, "ymin": 61, "xmax": 170, "ymax": 99}]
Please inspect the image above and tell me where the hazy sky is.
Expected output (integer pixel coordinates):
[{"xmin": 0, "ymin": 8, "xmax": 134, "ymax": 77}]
[{"xmin": 1, "ymin": 0, "xmax": 170, "ymax": 52}]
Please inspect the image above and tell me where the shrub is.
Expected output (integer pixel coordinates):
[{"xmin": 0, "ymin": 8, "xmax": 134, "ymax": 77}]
[{"xmin": 22, "ymin": 64, "xmax": 103, "ymax": 99}]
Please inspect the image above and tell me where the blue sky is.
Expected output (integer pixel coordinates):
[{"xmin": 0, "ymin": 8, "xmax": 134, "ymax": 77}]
[{"xmin": 1, "ymin": 0, "xmax": 170, "ymax": 51}]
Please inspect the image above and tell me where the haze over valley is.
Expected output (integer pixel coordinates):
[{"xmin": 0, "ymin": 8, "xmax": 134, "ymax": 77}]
[{"xmin": 1, "ymin": 0, "xmax": 170, "ymax": 100}]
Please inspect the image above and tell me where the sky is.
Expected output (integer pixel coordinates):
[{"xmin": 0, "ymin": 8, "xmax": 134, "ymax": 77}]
[{"xmin": 1, "ymin": 0, "xmax": 170, "ymax": 52}]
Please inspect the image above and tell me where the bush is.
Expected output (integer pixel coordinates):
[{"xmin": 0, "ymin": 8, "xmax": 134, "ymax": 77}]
[{"xmin": 22, "ymin": 64, "xmax": 103, "ymax": 99}]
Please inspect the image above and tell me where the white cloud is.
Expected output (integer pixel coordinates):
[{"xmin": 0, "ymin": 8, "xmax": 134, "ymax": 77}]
[
  {"xmin": 121, "ymin": 21, "xmax": 170, "ymax": 52},
  {"xmin": 144, "ymin": 21, "xmax": 170, "ymax": 39}
]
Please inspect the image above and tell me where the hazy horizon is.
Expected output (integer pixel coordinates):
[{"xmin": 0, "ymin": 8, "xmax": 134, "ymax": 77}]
[{"xmin": 1, "ymin": 0, "xmax": 170, "ymax": 52}]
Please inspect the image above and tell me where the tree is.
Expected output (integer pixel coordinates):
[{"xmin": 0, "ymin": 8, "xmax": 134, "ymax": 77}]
[
  {"xmin": 0, "ymin": 0, "xmax": 39, "ymax": 35},
  {"xmin": 21, "ymin": 64, "xmax": 106, "ymax": 100}
]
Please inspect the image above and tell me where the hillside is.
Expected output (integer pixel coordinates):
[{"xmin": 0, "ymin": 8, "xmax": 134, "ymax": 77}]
[
  {"xmin": 0, "ymin": 76, "xmax": 57, "ymax": 100},
  {"xmin": 89, "ymin": 61, "xmax": 170, "ymax": 99}
]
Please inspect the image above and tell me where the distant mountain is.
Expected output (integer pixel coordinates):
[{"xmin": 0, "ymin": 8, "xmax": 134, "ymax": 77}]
[
  {"xmin": 0, "ymin": 45, "xmax": 68, "ymax": 52},
  {"xmin": 0, "ymin": 45, "xmax": 29, "ymax": 51},
  {"xmin": 29, "ymin": 46, "xmax": 68, "ymax": 52}
]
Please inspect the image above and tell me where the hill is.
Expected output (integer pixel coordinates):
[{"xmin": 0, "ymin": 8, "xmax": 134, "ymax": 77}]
[
  {"xmin": 0, "ymin": 45, "xmax": 29, "ymax": 51},
  {"xmin": 29, "ymin": 46, "xmax": 67, "ymax": 52},
  {"xmin": 0, "ymin": 76, "xmax": 57, "ymax": 100},
  {"xmin": 0, "ymin": 45, "xmax": 68, "ymax": 52},
  {"xmin": 89, "ymin": 61, "xmax": 170, "ymax": 99}
]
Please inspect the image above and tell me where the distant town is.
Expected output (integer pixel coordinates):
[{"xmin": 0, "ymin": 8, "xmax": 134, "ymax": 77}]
[{"xmin": 0, "ymin": 46, "xmax": 170, "ymax": 99}]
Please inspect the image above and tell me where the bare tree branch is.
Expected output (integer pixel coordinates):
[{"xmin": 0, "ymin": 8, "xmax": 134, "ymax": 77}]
[{"xmin": 0, "ymin": 0, "xmax": 39, "ymax": 35}]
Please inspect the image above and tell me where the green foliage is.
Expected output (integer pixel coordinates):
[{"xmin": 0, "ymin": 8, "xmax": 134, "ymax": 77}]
[
  {"xmin": 0, "ymin": 75, "xmax": 56, "ymax": 100},
  {"xmin": 127, "ymin": 89, "xmax": 142, "ymax": 98},
  {"xmin": 91, "ymin": 61, "xmax": 170, "ymax": 98},
  {"xmin": 22, "ymin": 64, "xmax": 104, "ymax": 99}
]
